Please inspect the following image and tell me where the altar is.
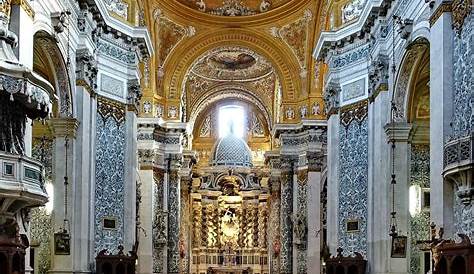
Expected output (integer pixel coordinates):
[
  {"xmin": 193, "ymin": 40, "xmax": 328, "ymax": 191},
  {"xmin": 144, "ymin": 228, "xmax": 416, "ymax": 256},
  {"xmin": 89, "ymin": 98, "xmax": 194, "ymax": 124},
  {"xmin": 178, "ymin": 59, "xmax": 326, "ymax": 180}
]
[{"xmin": 207, "ymin": 266, "xmax": 253, "ymax": 274}]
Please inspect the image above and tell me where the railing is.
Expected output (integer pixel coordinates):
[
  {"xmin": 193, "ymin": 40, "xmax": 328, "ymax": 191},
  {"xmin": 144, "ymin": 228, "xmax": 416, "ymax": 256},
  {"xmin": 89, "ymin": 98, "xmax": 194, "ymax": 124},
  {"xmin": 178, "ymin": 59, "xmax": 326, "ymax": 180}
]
[
  {"xmin": 444, "ymin": 134, "xmax": 474, "ymax": 169},
  {"xmin": 0, "ymin": 151, "xmax": 48, "ymax": 213}
]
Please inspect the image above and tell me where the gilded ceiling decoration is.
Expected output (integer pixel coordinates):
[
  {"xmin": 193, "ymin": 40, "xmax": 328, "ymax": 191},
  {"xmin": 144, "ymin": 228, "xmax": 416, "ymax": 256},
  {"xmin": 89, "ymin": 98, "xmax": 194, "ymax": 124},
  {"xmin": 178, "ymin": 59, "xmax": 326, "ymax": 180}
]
[
  {"xmin": 190, "ymin": 47, "xmax": 273, "ymax": 81},
  {"xmin": 185, "ymin": 46, "xmax": 278, "ymax": 120},
  {"xmin": 154, "ymin": 9, "xmax": 195, "ymax": 71},
  {"xmin": 271, "ymin": 9, "xmax": 312, "ymax": 69},
  {"xmin": 177, "ymin": 0, "xmax": 290, "ymax": 16}
]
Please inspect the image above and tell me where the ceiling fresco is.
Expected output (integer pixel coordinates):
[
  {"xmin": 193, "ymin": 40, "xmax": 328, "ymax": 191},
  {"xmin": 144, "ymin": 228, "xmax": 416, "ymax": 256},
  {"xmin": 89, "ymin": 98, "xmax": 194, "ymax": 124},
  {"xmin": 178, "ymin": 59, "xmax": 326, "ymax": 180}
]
[
  {"xmin": 176, "ymin": 0, "xmax": 290, "ymax": 16},
  {"xmin": 140, "ymin": 0, "xmax": 329, "ymax": 124},
  {"xmin": 185, "ymin": 46, "xmax": 279, "ymax": 121}
]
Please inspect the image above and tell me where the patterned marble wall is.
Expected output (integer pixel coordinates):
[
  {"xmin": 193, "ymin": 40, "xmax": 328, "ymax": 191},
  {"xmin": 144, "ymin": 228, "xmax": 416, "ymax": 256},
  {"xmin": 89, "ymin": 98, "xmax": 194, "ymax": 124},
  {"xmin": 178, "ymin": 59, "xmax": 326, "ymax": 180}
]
[
  {"xmin": 409, "ymin": 145, "xmax": 430, "ymax": 274},
  {"xmin": 451, "ymin": 11, "xmax": 474, "ymax": 239},
  {"xmin": 269, "ymin": 184, "xmax": 280, "ymax": 273},
  {"xmin": 153, "ymin": 172, "xmax": 166, "ymax": 273},
  {"xmin": 296, "ymin": 172, "xmax": 308, "ymax": 274},
  {"xmin": 452, "ymin": 11, "xmax": 473, "ymax": 139},
  {"xmin": 280, "ymin": 162, "xmax": 294, "ymax": 274},
  {"xmin": 94, "ymin": 110, "xmax": 126, "ymax": 254},
  {"xmin": 338, "ymin": 111, "xmax": 368, "ymax": 256},
  {"xmin": 30, "ymin": 138, "xmax": 53, "ymax": 274}
]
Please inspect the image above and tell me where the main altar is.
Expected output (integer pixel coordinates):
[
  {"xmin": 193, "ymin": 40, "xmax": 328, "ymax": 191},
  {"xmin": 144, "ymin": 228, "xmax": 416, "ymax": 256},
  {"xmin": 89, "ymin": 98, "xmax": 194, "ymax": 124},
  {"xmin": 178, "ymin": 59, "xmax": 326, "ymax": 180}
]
[{"xmin": 190, "ymin": 134, "xmax": 270, "ymax": 274}]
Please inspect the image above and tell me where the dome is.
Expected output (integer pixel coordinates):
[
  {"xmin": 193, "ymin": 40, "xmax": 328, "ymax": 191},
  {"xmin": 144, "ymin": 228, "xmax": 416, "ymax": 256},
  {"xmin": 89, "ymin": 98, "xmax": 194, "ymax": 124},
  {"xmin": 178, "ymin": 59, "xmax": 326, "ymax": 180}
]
[{"xmin": 211, "ymin": 135, "xmax": 253, "ymax": 167}]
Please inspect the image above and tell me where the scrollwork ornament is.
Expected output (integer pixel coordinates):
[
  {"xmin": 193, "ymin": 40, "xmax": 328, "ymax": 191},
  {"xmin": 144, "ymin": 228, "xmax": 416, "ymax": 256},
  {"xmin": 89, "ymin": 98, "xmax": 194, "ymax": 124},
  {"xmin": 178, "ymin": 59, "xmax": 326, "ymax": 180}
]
[{"xmin": 452, "ymin": 0, "xmax": 472, "ymax": 33}]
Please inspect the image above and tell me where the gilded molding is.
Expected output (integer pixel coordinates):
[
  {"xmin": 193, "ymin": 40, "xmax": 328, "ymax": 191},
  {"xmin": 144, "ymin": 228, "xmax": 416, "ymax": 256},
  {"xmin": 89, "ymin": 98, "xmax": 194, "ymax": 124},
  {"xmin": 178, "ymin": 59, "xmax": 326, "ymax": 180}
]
[
  {"xmin": 165, "ymin": 30, "xmax": 299, "ymax": 101},
  {"xmin": 97, "ymin": 97, "xmax": 126, "ymax": 123},
  {"xmin": 11, "ymin": 0, "xmax": 34, "ymax": 18},
  {"xmin": 430, "ymin": 2, "xmax": 452, "ymax": 26},
  {"xmin": 340, "ymin": 100, "xmax": 368, "ymax": 127},
  {"xmin": 47, "ymin": 117, "xmax": 80, "ymax": 138},
  {"xmin": 452, "ymin": 0, "xmax": 473, "ymax": 32}
]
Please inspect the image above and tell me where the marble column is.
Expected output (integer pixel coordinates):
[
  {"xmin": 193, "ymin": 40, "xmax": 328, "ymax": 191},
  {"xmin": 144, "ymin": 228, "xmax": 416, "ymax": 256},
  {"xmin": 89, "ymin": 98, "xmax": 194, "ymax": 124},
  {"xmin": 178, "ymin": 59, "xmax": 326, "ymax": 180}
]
[
  {"xmin": 429, "ymin": 4, "xmax": 455, "ymax": 236},
  {"xmin": 72, "ymin": 85, "xmax": 96, "ymax": 272},
  {"xmin": 326, "ymin": 114, "xmax": 340, "ymax": 255},
  {"xmin": 167, "ymin": 156, "xmax": 182, "ymax": 274},
  {"xmin": 268, "ymin": 175, "xmax": 281, "ymax": 274},
  {"xmin": 280, "ymin": 156, "xmax": 296, "ymax": 274},
  {"xmin": 385, "ymin": 122, "xmax": 412, "ymax": 274},
  {"xmin": 73, "ymin": 49, "xmax": 98, "ymax": 273},
  {"xmin": 137, "ymin": 166, "xmax": 154, "ymax": 274},
  {"xmin": 306, "ymin": 151, "xmax": 324, "ymax": 274},
  {"xmin": 48, "ymin": 118, "xmax": 79, "ymax": 274}
]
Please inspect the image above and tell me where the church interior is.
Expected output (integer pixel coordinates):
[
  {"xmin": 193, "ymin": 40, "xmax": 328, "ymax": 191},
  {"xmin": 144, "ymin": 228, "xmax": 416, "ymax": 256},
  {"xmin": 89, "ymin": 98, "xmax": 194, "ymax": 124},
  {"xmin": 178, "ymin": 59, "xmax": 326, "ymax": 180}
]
[{"xmin": 0, "ymin": 0, "xmax": 472, "ymax": 274}]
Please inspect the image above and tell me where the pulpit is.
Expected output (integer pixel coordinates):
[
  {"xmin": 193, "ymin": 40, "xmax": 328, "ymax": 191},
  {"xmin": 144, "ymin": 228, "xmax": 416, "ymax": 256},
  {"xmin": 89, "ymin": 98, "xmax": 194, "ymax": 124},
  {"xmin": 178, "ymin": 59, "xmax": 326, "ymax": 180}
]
[{"xmin": 433, "ymin": 234, "xmax": 474, "ymax": 274}]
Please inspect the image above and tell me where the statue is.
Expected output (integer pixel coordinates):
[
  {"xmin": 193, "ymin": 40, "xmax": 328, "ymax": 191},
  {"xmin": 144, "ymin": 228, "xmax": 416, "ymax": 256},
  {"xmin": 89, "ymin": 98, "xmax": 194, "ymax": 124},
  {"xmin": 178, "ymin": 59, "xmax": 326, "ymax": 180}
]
[{"xmin": 220, "ymin": 208, "xmax": 240, "ymax": 248}]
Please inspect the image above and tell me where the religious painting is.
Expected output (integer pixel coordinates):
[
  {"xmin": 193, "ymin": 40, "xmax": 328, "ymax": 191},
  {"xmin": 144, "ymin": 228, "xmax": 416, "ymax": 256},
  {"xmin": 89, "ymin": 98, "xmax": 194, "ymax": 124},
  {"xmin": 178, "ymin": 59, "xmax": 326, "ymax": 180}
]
[
  {"xmin": 391, "ymin": 235, "xmax": 407, "ymax": 258},
  {"xmin": 54, "ymin": 230, "xmax": 71, "ymax": 255}
]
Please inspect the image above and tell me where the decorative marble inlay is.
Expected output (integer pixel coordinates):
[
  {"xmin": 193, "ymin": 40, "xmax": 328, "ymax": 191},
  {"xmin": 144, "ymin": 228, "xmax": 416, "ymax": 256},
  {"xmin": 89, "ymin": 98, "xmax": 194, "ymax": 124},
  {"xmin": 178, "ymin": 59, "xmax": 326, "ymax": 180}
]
[
  {"xmin": 94, "ymin": 110, "xmax": 126, "ymax": 254},
  {"xmin": 168, "ymin": 167, "xmax": 181, "ymax": 273},
  {"xmin": 96, "ymin": 39, "xmax": 137, "ymax": 64},
  {"xmin": 453, "ymin": 193, "xmax": 474, "ymax": 239},
  {"xmin": 100, "ymin": 74, "xmax": 125, "ymax": 98},
  {"xmin": 330, "ymin": 45, "xmax": 370, "ymax": 69},
  {"xmin": 409, "ymin": 145, "xmax": 430, "ymax": 274},
  {"xmin": 153, "ymin": 172, "xmax": 166, "ymax": 273},
  {"xmin": 296, "ymin": 172, "xmax": 308, "ymax": 274},
  {"xmin": 30, "ymin": 208, "xmax": 52, "ymax": 274},
  {"xmin": 342, "ymin": 78, "xmax": 365, "ymax": 102},
  {"xmin": 342, "ymin": 0, "xmax": 366, "ymax": 24},
  {"xmin": 104, "ymin": 0, "xmax": 128, "ymax": 20},
  {"xmin": 338, "ymin": 114, "xmax": 368, "ymax": 256},
  {"xmin": 280, "ymin": 161, "xmax": 294, "ymax": 273},
  {"xmin": 452, "ymin": 11, "xmax": 473, "ymax": 139}
]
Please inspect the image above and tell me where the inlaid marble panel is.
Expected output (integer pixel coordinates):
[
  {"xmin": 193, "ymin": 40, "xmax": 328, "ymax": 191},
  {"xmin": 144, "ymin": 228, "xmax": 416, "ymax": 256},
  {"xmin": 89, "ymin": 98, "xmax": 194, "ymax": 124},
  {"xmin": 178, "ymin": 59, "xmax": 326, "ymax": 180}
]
[
  {"xmin": 94, "ymin": 113, "xmax": 126, "ymax": 254},
  {"xmin": 409, "ymin": 145, "xmax": 430, "ymax": 274},
  {"xmin": 338, "ymin": 115, "xmax": 368, "ymax": 256},
  {"xmin": 452, "ymin": 12, "xmax": 473, "ymax": 139}
]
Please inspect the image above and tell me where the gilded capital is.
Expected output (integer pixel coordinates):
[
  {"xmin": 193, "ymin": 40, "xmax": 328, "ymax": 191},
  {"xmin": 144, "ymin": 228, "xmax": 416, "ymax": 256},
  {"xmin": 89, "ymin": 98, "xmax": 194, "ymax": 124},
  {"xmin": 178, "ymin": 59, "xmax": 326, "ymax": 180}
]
[{"xmin": 47, "ymin": 117, "xmax": 79, "ymax": 138}]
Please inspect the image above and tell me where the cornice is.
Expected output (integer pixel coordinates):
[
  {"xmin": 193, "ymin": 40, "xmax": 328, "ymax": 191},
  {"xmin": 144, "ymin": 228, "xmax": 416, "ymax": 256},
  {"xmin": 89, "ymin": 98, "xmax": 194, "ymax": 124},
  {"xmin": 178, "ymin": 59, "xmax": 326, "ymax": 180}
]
[
  {"xmin": 156, "ymin": 0, "xmax": 312, "ymax": 27},
  {"xmin": 78, "ymin": 0, "xmax": 153, "ymax": 57},
  {"xmin": 313, "ymin": 0, "xmax": 394, "ymax": 60}
]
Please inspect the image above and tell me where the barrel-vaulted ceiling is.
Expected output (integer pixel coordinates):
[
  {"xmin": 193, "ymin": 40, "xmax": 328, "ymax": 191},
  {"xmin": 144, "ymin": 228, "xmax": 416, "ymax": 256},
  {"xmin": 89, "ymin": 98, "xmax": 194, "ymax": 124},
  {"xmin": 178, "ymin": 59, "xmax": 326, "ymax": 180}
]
[{"xmin": 139, "ymin": 0, "xmax": 338, "ymax": 124}]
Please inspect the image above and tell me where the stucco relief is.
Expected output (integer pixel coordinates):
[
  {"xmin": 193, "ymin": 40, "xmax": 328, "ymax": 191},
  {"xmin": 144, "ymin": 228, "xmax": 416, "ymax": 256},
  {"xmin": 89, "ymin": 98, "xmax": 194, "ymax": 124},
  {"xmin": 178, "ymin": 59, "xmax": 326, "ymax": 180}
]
[
  {"xmin": 275, "ymin": 10, "xmax": 312, "ymax": 69},
  {"xmin": 393, "ymin": 41, "xmax": 428, "ymax": 122},
  {"xmin": 177, "ymin": 0, "xmax": 289, "ymax": 16},
  {"xmin": 154, "ymin": 10, "xmax": 193, "ymax": 72}
]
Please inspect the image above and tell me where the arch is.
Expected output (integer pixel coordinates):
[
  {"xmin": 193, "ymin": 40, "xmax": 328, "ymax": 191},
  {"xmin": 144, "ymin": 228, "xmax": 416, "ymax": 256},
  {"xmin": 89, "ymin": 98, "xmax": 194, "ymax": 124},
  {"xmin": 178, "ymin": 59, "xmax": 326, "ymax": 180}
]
[
  {"xmin": 392, "ymin": 38, "xmax": 429, "ymax": 122},
  {"xmin": 102, "ymin": 262, "xmax": 113, "ymax": 274},
  {"xmin": 0, "ymin": 253, "xmax": 8, "ymax": 273},
  {"xmin": 192, "ymin": 98, "xmax": 270, "ymax": 141},
  {"xmin": 163, "ymin": 29, "xmax": 301, "ymax": 102},
  {"xmin": 406, "ymin": 47, "xmax": 430, "ymax": 123},
  {"xmin": 188, "ymin": 85, "xmax": 273, "ymax": 133},
  {"xmin": 437, "ymin": 257, "xmax": 448, "ymax": 274},
  {"xmin": 33, "ymin": 31, "xmax": 73, "ymax": 117},
  {"xmin": 451, "ymin": 256, "xmax": 466, "ymax": 274}
]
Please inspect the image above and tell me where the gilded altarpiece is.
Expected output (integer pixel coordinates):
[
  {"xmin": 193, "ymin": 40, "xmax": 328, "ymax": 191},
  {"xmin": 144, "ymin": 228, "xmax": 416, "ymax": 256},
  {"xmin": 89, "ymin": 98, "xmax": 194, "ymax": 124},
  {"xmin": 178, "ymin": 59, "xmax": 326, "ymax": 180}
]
[{"xmin": 190, "ymin": 171, "xmax": 270, "ymax": 274}]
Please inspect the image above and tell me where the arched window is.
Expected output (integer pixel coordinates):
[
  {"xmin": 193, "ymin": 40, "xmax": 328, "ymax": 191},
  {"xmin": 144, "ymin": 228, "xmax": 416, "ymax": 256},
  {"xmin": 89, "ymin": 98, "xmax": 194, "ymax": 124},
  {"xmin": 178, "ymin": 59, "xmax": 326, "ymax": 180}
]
[{"xmin": 218, "ymin": 105, "xmax": 245, "ymax": 138}]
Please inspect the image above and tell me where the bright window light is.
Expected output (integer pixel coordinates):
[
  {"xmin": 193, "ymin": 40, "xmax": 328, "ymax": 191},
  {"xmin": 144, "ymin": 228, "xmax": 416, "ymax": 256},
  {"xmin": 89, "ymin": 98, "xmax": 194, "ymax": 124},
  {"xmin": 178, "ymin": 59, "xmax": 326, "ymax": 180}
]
[
  {"xmin": 44, "ymin": 182, "xmax": 54, "ymax": 214},
  {"xmin": 409, "ymin": 185, "xmax": 422, "ymax": 217},
  {"xmin": 219, "ymin": 105, "xmax": 245, "ymax": 138}
]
